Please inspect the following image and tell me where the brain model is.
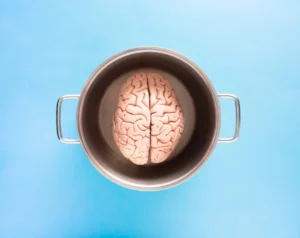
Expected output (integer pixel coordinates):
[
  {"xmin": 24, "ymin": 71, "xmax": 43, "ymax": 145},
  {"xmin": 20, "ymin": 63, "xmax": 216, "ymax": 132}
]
[{"xmin": 112, "ymin": 72, "xmax": 184, "ymax": 165}]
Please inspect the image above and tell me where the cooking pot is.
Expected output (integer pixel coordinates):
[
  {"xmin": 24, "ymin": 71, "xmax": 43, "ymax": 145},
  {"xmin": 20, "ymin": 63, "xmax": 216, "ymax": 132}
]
[{"xmin": 56, "ymin": 47, "xmax": 241, "ymax": 191}]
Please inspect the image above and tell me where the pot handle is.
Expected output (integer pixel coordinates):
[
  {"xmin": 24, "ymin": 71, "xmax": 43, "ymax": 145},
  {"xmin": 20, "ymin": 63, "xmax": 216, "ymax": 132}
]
[
  {"xmin": 217, "ymin": 94, "xmax": 241, "ymax": 142},
  {"xmin": 56, "ymin": 94, "xmax": 81, "ymax": 144}
]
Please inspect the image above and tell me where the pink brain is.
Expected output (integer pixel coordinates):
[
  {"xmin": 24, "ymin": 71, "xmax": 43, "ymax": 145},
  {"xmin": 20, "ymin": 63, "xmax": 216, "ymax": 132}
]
[{"xmin": 112, "ymin": 72, "xmax": 184, "ymax": 165}]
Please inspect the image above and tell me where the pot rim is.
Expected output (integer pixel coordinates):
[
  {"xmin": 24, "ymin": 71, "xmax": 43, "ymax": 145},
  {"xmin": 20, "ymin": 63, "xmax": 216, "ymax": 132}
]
[{"xmin": 77, "ymin": 46, "xmax": 221, "ymax": 191}]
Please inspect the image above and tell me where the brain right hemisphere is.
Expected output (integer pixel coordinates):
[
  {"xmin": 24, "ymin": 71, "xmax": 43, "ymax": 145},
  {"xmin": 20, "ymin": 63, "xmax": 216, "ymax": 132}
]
[
  {"xmin": 112, "ymin": 72, "xmax": 184, "ymax": 165},
  {"xmin": 148, "ymin": 73, "xmax": 184, "ymax": 163}
]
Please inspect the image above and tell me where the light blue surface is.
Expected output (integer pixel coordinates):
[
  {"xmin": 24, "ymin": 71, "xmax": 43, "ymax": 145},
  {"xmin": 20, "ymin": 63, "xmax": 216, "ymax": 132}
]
[{"xmin": 1, "ymin": 0, "xmax": 299, "ymax": 237}]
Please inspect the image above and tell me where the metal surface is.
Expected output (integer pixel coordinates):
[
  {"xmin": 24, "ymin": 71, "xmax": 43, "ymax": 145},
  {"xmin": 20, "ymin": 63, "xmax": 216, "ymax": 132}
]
[
  {"xmin": 56, "ymin": 94, "xmax": 81, "ymax": 144},
  {"xmin": 217, "ymin": 94, "xmax": 241, "ymax": 142},
  {"xmin": 57, "ymin": 47, "xmax": 241, "ymax": 191}
]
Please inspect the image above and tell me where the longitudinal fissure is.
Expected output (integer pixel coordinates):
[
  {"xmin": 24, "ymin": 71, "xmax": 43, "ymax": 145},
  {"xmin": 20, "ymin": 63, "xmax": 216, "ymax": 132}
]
[{"xmin": 146, "ymin": 73, "xmax": 151, "ymax": 164}]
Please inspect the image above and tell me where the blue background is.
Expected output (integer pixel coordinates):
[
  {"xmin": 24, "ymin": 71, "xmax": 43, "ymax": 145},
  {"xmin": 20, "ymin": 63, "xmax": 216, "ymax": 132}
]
[{"xmin": 0, "ymin": 0, "xmax": 299, "ymax": 237}]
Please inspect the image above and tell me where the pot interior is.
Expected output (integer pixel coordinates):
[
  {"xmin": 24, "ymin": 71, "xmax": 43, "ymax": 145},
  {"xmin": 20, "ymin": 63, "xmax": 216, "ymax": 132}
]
[{"xmin": 78, "ymin": 49, "xmax": 218, "ymax": 190}]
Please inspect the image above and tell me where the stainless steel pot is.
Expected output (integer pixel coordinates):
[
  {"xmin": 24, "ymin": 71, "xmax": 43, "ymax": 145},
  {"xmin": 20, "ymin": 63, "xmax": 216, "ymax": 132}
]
[{"xmin": 56, "ymin": 47, "xmax": 241, "ymax": 191}]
